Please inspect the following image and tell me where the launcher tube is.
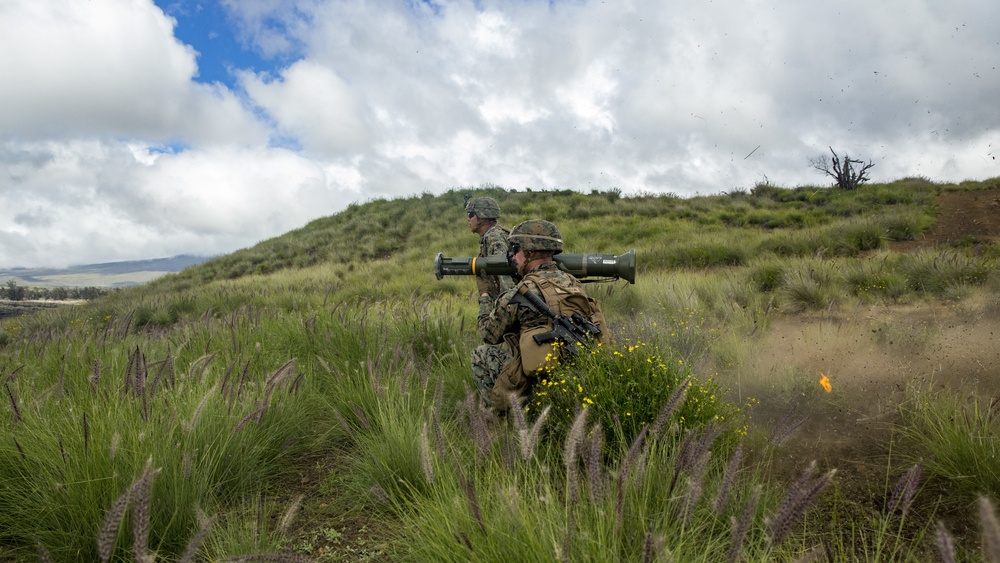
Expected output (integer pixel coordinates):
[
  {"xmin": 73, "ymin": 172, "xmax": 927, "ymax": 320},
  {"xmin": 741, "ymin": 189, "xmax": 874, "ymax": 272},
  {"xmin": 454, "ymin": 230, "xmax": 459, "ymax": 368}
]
[{"xmin": 434, "ymin": 249, "xmax": 635, "ymax": 284}]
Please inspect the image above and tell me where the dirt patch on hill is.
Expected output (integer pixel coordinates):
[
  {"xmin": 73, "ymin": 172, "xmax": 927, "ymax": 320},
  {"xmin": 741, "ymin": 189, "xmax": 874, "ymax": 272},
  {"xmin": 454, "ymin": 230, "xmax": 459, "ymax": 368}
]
[
  {"xmin": 895, "ymin": 188, "xmax": 1000, "ymax": 250},
  {"xmin": 745, "ymin": 301, "xmax": 1000, "ymax": 454}
]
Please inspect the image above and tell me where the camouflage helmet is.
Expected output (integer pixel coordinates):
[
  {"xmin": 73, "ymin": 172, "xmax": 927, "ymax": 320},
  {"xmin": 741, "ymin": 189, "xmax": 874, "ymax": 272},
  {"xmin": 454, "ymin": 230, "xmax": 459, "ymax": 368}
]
[
  {"xmin": 509, "ymin": 219, "xmax": 563, "ymax": 254},
  {"xmin": 464, "ymin": 197, "xmax": 501, "ymax": 220}
]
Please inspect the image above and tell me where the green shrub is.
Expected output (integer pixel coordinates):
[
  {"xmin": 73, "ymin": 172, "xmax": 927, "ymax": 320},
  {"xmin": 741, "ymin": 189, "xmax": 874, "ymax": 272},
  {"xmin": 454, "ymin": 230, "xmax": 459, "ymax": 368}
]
[
  {"xmin": 842, "ymin": 260, "xmax": 909, "ymax": 302},
  {"xmin": 836, "ymin": 221, "xmax": 885, "ymax": 253},
  {"xmin": 896, "ymin": 250, "xmax": 993, "ymax": 295},
  {"xmin": 757, "ymin": 232, "xmax": 822, "ymax": 257},
  {"xmin": 666, "ymin": 243, "xmax": 748, "ymax": 269},
  {"xmin": 778, "ymin": 266, "xmax": 836, "ymax": 312},
  {"xmin": 880, "ymin": 211, "xmax": 933, "ymax": 241},
  {"xmin": 530, "ymin": 340, "xmax": 741, "ymax": 450},
  {"xmin": 748, "ymin": 263, "xmax": 786, "ymax": 293}
]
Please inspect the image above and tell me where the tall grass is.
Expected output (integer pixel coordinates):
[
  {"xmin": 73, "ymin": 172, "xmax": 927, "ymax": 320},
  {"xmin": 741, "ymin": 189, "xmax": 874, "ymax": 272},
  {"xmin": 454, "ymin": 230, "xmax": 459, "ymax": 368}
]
[
  {"xmin": 0, "ymin": 306, "xmax": 321, "ymax": 559},
  {"xmin": 898, "ymin": 382, "xmax": 1000, "ymax": 502},
  {"xmin": 389, "ymin": 381, "xmax": 839, "ymax": 562}
]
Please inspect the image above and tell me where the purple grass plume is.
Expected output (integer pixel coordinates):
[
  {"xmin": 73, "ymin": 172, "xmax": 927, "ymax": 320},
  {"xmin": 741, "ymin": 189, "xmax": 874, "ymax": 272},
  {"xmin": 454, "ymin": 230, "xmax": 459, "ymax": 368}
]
[
  {"xmin": 332, "ymin": 409, "xmax": 354, "ymax": 438},
  {"xmin": 279, "ymin": 495, "xmax": 304, "ymax": 534},
  {"xmin": 4, "ymin": 383, "xmax": 20, "ymax": 424},
  {"xmin": 82, "ymin": 412, "xmax": 89, "ymax": 455},
  {"xmin": 767, "ymin": 411, "xmax": 808, "ymax": 447},
  {"xmin": 585, "ymin": 423, "xmax": 605, "ymax": 502},
  {"xmin": 508, "ymin": 394, "xmax": 550, "ymax": 461},
  {"xmin": 458, "ymin": 385, "xmax": 496, "ymax": 464},
  {"xmin": 766, "ymin": 461, "xmax": 836, "ymax": 546},
  {"xmin": 935, "ymin": 520, "xmax": 957, "ymax": 563},
  {"xmin": 650, "ymin": 376, "xmax": 693, "ymax": 437},
  {"xmin": 713, "ymin": 443, "xmax": 745, "ymax": 514},
  {"xmin": 89, "ymin": 358, "xmax": 101, "ymax": 391},
  {"xmin": 615, "ymin": 426, "xmax": 649, "ymax": 535},
  {"xmin": 348, "ymin": 403, "xmax": 371, "ymax": 431},
  {"xmin": 980, "ymin": 496, "xmax": 1000, "ymax": 563},
  {"xmin": 461, "ymin": 469, "xmax": 485, "ymax": 533},
  {"xmin": 886, "ymin": 462, "xmax": 922, "ymax": 517},
  {"xmin": 131, "ymin": 459, "xmax": 158, "ymax": 562},
  {"xmin": 640, "ymin": 531, "xmax": 665, "ymax": 563},
  {"xmin": 564, "ymin": 407, "xmax": 589, "ymax": 504},
  {"xmin": 524, "ymin": 405, "xmax": 550, "ymax": 462},
  {"xmin": 508, "ymin": 394, "xmax": 528, "ymax": 449},
  {"xmin": 179, "ymin": 509, "xmax": 214, "ymax": 563},
  {"xmin": 420, "ymin": 419, "xmax": 435, "ymax": 484},
  {"xmin": 727, "ymin": 486, "xmax": 761, "ymax": 563},
  {"xmin": 97, "ymin": 480, "xmax": 133, "ymax": 563}
]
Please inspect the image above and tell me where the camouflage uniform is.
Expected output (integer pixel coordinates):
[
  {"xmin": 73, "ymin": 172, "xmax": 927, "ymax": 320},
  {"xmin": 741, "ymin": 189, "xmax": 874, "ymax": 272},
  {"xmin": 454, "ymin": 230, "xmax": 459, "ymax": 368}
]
[
  {"xmin": 471, "ymin": 220, "xmax": 609, "ymax": 411},
  {"xmin": 477, "ymin": 224, "xmax": 514, "ymax": 300},
  {"xmin": 465, "ymin": 197, "xmax": 513, "ymax": 301},
  {"xmin": 470, "ymin": 263, "xmax": 554, "ymax": 395}
]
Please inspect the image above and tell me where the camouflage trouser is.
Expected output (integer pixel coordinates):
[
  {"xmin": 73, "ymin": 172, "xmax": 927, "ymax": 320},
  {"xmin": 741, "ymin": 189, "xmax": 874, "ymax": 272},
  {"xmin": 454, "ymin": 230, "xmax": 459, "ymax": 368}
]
[{"xmin": 470, "ymin": 343, "xmax": 512, "ymax": 400}]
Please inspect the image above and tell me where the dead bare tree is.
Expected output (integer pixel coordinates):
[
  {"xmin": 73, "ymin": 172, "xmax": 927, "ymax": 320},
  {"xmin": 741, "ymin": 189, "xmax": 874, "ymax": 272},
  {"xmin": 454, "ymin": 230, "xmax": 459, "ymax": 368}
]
[{"xmin": 810, "ymin": 147, "xmax": 875, "ymax": 190}]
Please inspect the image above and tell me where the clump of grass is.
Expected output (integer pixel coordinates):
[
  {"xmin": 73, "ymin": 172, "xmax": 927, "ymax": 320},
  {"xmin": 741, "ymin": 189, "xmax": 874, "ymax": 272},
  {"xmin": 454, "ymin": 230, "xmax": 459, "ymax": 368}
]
[
  {"xmin": 748, "ymin": 262, "xmax": 786, "ymax": 293},
  {"xmin": 664, "ymin": 241, "xmax": 749, "ymax": 269},
  {"xmin": 841, "ymin": 255, "xmax": 909, "ymax": 302},
  {"xmin": 778, "ymin": 264, "xmax": 837, "ymax": 313},
  {"xmin": 895, "ymin": 249, "xmax": 994, "ymax": 295},
  {"xmin": 831, "ymin": 219, "xmax": 885, "ymax": 254},
  {"xmin": 897, "ymin": 383, "xmax": 1000, "ymax": 502},
  {"xmin": 880, "ymin": 210, "xmax": 934, "ymax": 241}
]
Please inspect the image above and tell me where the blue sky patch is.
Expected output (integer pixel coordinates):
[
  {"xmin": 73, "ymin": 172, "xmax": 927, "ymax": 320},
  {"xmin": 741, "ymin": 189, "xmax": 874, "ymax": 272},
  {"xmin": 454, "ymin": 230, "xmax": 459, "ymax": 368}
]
[{"xmin": 152, "ymin": 0, "xmax": 279, "ymax": 88}]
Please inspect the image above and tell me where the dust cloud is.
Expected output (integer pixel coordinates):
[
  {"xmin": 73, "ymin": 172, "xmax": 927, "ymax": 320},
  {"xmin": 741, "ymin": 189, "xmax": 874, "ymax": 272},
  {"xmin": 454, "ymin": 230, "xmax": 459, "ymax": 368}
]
[{"xmin": 727, "ymin": 298, "xmax": 1000, "ymax": 475}]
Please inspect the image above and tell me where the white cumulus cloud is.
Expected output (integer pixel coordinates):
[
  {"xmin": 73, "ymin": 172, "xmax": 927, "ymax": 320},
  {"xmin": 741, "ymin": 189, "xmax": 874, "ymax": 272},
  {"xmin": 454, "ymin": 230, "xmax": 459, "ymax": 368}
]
[{"xmin": 1, "ymin": 0, "xmax": 999, "ymax": 268}]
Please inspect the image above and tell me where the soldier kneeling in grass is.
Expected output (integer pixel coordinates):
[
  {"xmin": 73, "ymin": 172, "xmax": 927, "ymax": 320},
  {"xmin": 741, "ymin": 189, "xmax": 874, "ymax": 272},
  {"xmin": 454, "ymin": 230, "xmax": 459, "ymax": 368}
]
[{"xmin": 471, "ymin": 219, "xmax": 610, "ymax": 412}]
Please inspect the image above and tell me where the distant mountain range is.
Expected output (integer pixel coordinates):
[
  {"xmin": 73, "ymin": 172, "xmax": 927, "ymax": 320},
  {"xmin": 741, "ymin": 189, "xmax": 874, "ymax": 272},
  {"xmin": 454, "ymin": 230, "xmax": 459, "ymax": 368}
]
[{"xmin": 0, "ymin": 255, "xmax": 211, "ymax": 288}]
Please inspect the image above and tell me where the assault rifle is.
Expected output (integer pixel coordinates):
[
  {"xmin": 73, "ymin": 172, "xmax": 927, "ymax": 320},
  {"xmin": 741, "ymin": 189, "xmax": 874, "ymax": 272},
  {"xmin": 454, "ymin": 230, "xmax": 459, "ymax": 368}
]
[{"xmin": 509, "ymin": 285, "xmax": 602, "ymax": 356}]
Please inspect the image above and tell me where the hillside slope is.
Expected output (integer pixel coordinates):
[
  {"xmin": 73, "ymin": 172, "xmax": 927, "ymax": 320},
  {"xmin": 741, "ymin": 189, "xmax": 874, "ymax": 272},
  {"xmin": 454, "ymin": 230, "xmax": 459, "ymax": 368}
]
[
  {"xmin": 4, "ymin": 179, "xmax": 1000, "ymax": 560},
  {"xmin": 160, "ymin": 177, "xmax": 985, "ymax": 290}
]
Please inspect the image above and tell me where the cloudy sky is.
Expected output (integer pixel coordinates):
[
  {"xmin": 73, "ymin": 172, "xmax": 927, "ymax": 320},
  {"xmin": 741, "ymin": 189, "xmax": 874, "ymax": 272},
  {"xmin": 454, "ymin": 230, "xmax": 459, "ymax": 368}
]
[{"xmin": 1, "ymin": 0, "xmax": 998, "ymax": 268}]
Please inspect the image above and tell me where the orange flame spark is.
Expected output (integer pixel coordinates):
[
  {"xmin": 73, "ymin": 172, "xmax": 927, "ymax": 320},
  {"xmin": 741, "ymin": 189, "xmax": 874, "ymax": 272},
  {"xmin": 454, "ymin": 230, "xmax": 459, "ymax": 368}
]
[{"xmin": 819, "ymin": 372, "xmax": 832, "ymax": 393}]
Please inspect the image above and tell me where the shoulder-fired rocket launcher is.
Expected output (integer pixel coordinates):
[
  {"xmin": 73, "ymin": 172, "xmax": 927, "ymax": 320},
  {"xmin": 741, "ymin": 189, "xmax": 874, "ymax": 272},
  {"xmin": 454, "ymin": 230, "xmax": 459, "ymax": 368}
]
[{"xmin": 433, "ymin": 249, "xmax": 636, "ymax": 284}]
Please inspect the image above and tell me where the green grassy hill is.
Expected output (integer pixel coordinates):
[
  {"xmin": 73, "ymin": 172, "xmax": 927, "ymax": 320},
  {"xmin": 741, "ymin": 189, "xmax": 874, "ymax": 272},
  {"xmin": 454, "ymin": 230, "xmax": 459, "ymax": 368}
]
[
  {"xmin": 3, "ymin": 177, "xmax": 1000, "ymax": 561},
  {"xmin": 159, "ymin": 177, "xmax": 989, "ymax": 300}
]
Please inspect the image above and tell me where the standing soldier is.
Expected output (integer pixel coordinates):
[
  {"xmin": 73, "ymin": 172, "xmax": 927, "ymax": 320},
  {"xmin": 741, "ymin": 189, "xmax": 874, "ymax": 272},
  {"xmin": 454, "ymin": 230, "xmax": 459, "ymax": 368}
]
[
  {"xmin": 471, "ymin": 219, "xmax": 610, "ymax": 411},
  {"xmin": 464, "ymin": 196, "xmax": 514, "ymax": 301}
]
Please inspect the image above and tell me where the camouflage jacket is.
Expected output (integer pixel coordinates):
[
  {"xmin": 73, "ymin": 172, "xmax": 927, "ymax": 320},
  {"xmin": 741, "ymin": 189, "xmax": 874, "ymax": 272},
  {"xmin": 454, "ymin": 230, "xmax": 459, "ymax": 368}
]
[
  {"xmin": 476, "ymin": 224, "xmax": 514, "ymax": 300},
  {"xmin": 477, "ymin": 261, "xmax": 582, "ymax": 345}
]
